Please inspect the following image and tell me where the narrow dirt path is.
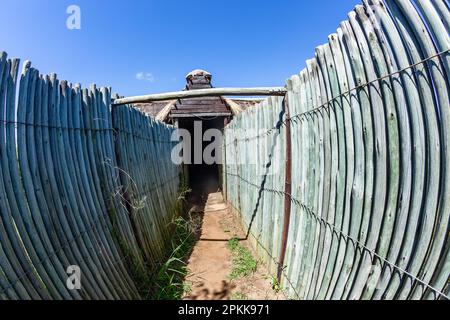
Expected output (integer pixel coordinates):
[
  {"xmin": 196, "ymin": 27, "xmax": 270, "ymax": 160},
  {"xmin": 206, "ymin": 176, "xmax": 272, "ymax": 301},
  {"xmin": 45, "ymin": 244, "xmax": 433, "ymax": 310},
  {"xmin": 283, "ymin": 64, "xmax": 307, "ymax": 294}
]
[{"xmin": 183, "ymin": 192, "xmax": 283, "ymax": 300}]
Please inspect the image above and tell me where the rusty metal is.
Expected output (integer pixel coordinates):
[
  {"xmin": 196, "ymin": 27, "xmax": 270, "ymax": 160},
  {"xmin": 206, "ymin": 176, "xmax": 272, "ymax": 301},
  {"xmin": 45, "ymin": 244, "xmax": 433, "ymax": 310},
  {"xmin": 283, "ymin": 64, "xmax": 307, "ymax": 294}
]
[{"xmin": 222, "ymin": 117, "xmax": 229, "ymax": 201}]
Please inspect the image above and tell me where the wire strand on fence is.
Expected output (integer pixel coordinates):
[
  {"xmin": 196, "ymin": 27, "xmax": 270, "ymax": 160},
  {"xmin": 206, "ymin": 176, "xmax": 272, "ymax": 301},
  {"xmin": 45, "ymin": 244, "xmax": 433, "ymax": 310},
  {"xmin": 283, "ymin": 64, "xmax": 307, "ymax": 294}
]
[
  {"xmin": 223, "ymin": 48, "xmax": 450, "ymax": 148},
  {"xmin": 0, "ymin": 120, "xmax": 175, "ymax": 144},
  {"xmin": 0, "ymin": 119, "xmax": 116, "ymax": 132},
  {"xmin": 226, "ymin": 199, "xmax": 303, "ymax": 299},
  {"xmin": 117, "ymin": 127, "xmax": 176, "ymax": 144},
  {"xmin": 225, "ymin": 170, "xmax": 450, "ymax": 300},
  {"xmin": 0, "ymin": 173, "xmax": 180, "ymax": 296}
]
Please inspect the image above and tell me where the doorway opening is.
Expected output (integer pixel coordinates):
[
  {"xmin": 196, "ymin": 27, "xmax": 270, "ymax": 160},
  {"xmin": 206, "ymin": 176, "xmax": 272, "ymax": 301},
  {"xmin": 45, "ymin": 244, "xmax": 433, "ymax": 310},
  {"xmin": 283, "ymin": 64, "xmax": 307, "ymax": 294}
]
[
  {"xmin": 130, "ymin": 69, "xmax": 262, "ymax": 196},
  {"xmin": 177, "ymin": 116, "xmax": 227, "ymax": 194}
]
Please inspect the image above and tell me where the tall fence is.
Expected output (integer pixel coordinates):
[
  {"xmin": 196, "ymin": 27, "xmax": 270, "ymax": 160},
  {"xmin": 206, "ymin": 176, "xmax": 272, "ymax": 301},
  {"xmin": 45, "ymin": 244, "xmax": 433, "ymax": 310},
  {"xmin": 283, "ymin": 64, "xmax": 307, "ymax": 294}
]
[
  {"xmin": 0, "ymin": 53, "xmax": 181, "ymax": 299},
  {"xmin": 223, "ymin": 0, "xmax": 450, "ymax": 300}
]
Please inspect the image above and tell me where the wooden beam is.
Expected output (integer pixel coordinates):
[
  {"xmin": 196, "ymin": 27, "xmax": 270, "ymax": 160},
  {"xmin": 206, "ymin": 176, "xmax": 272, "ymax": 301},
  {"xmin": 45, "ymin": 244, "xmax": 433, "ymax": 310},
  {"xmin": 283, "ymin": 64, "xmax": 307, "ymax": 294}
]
[
  {"xmin": 155, "ymin": 100, "xmax": 177, "ymax": 122},
  {"xmin": 224, "ymin": 98, "xmax": 244, "ymax": 115},
  {"xmin": 113, "ymin": 87, "xmax": 287, "ymax": 106},
  {"xmin": 169, "ymin": 112, "xmax": 232, "ymax": 118}
]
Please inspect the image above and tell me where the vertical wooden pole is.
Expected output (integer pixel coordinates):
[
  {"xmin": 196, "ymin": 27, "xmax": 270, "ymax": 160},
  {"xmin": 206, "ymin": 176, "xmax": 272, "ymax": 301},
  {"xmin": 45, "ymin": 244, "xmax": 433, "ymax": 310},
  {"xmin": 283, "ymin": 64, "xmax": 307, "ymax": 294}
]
[
  {"xmin": 278, "ymin": 95, "xmax": 292, "ymax": 282},
  {"xmin": 223, "ymin": 117, "xmax": 229, "ymax": 201}
]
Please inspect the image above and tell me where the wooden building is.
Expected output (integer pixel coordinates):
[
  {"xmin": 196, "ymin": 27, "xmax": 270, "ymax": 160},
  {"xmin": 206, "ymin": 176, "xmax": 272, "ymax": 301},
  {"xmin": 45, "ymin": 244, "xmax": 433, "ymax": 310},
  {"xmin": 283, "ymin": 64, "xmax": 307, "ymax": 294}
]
[
  {"xmin": 133, "ymin": 70, "xmax": 261, "ymax": 194},
  {"xmin": 133, "ymin": 69, "xmax": 261, "ymax": 123}
]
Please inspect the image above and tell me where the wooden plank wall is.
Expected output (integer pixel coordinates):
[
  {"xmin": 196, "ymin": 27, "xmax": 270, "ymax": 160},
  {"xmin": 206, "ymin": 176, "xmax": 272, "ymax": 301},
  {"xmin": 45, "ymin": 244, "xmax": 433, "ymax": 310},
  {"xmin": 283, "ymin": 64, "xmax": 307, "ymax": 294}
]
[
  {"xmin": 223, "ymin": 0, "xmax": 450, "ymax": 300},
  {"xmin": 0, "ymin": 54, "xmax": 181, "ymax": 299}
]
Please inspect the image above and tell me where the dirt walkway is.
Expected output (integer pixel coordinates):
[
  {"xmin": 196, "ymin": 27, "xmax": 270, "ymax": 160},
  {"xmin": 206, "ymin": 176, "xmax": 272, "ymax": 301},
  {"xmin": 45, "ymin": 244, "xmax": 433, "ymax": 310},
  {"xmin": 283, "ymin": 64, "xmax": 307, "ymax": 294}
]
[{"xmin": 183, "ymin": 192, "xmax": 283, "ymax": 300}]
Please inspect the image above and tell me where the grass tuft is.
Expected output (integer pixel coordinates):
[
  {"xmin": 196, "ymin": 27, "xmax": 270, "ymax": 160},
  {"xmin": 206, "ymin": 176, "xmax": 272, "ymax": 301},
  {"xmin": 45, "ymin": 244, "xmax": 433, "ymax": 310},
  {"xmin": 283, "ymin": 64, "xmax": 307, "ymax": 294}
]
[
  {"xmin": 231, "ymin": 292, "xmax": 248, "ymax": 300},
  {"xmin": 270, "ymin": 276, "xmax": 282, "ymax": 293},
  {"xmin": 227, "ymin": 237, "xmax": 258, "ymax": 280},
  {"xmin": 151, "ymin": 216, "xmax": 196, "ymax": 300}
]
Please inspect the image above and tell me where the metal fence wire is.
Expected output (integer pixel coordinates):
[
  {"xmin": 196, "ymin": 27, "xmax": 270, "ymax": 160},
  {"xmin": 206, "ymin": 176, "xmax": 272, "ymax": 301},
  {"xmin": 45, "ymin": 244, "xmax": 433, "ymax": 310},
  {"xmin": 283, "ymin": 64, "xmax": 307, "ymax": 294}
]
[
  {"xmin": 0, "ymin": 55, "xmax": 181, "ymax": 300},
  {"xmin": 223, "ymin": 0, "xmax": 450, "ymax": 300},
  {"xmin": 0, "ymin": 0, "xmax": 449, "ymax": 301}
]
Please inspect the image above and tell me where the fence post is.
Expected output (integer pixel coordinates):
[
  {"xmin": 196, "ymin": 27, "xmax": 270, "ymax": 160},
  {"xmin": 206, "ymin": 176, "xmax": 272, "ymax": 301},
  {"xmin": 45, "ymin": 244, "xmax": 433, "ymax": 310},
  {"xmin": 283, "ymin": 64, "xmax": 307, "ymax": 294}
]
[
  {"xmin": 223, "ymin": 117, "xmax": 228, "ymax": 202},
  {"xmin": 278, "ymin": 94, "xmax": 292, "ymax": 282}
]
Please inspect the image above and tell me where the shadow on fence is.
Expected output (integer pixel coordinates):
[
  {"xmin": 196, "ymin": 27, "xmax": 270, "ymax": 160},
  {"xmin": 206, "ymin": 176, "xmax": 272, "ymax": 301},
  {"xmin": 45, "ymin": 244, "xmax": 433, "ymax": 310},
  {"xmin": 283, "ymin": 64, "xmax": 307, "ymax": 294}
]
[
  {"xmin": 223, "ymin": 0, "xmax": 450, "ymax": 300},
  {"xmin": 0, "ymin": 53, "xmax": 182, "ymax": 300}
]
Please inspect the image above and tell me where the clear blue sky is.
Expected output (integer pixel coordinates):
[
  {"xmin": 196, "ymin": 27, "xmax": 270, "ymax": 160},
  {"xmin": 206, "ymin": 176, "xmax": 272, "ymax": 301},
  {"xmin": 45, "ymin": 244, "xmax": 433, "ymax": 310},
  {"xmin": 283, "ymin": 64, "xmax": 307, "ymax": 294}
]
[{"xmin": 0, "ymin": 0, "xmax": 361, "ymax": 97}]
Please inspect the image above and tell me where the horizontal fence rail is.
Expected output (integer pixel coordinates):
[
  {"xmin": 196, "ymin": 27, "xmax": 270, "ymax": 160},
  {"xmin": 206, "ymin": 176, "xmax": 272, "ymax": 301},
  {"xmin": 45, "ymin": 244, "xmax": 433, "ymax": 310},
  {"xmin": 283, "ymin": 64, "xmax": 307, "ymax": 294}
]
[
  {"xmin": 112, "ymin": 87, "xmax": 288, "ymax": 105},
  {"xmin": 0, "ymin": 53, "xmax": 181, "ymax": 300},
  {"xmin": 223, "ymin": 0, "xmax": 450, "ymax": 300}
]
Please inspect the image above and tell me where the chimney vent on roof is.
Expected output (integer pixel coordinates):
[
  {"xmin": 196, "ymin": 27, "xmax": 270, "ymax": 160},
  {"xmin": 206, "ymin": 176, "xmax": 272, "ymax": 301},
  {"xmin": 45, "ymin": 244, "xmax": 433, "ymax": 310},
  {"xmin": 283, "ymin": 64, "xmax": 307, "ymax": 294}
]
[
  {"xmin": 186, "ymin": 69, "xmax": 212, "ymax": 80},
  {"xmin": 186, "ymin": 69, "xmax": 212, "ymax": 89}
]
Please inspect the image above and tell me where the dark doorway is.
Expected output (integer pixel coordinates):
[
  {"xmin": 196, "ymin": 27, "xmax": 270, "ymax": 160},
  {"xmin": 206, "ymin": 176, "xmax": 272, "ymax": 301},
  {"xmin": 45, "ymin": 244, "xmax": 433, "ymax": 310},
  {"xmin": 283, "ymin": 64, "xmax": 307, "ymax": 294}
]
[{"xmin": 177, "ymin": 117, "xmax": 227, "ymax": 194}]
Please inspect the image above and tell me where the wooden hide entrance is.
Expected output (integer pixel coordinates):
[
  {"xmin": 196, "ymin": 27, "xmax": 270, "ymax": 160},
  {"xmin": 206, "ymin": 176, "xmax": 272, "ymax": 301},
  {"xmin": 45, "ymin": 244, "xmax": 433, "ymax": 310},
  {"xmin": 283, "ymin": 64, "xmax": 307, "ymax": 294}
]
[
  {"xmin": 176, "ymin": 116, "xmax": 228, "ymax": 194},
  {"xmin": 171, "ymin": 70, "xmax": 231, "ymax": 194}
]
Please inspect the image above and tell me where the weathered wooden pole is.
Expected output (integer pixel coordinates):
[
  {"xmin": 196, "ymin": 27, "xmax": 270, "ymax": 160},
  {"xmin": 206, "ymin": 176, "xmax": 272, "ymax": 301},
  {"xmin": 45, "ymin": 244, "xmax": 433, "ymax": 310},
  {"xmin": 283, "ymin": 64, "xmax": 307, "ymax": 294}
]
[
  {"xmin": 223, "ymin": 117, "xmax": 229, "ymax": 202},
  {"xmin": 112, "ymin": 87, "xmax": 288, "ymax": 105},
  {"xmin": 278, "ymin": 95, "xmax": 292, "ymax": 282}
]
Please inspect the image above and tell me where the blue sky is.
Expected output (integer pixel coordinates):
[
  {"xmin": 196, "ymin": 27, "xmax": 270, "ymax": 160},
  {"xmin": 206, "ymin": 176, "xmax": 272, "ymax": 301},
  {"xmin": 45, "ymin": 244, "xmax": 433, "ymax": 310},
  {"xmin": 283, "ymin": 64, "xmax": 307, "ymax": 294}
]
[{"xmin": 0, "ymin": 0, "xmax": 361, "ymax": 97}]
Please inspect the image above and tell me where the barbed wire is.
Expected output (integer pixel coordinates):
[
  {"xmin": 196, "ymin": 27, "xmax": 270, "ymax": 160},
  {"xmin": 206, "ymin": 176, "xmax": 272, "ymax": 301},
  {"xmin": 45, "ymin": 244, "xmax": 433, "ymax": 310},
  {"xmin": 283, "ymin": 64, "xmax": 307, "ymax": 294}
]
[
  {"xmin": 225, "ymin": 170, "xmax": 449, "ymax": 300},
  {"xmin": 115, "ymin": 128, "xmax": 176, "ymax": 144},
  {"xmin": 0, "ymin": 120, "xmax": 175, "ymax": 145},
  {"xmin": 226, "ymin": 199, "xmax": 302, "ymax": 299},
  {"xmin": 0, "ymin": 173, "xmax": 180, "ymax": 297},
  {"xmin": 223, "ymin": 48, "xmax": 450, "ymax": 148},
  {"xmin": 0, "ymin": 119, "xmax": 116, "ymax": 132}
]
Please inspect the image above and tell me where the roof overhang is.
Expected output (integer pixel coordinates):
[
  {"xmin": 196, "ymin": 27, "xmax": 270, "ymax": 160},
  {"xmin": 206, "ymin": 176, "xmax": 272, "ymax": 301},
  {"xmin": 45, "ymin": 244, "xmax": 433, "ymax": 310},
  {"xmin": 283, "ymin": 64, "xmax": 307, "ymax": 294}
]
[{"xmin": 169, "ymin": 112, "xmax": 232, "ymax": 119}]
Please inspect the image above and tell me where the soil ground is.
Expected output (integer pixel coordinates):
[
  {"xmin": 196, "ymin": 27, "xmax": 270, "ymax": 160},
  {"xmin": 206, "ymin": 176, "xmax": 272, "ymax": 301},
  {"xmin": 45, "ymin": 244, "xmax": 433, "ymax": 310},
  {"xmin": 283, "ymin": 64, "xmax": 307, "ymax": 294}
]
[{"xmin": 183, "ymin": 192, "xmax": 284, "ymax": 300}]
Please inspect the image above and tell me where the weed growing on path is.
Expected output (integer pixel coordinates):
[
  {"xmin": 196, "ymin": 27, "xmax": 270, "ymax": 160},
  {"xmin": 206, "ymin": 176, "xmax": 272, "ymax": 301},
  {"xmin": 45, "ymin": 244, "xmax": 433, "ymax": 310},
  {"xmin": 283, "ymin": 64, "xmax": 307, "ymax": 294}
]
[
  {"xmin": 151, "ymin": 217, "xmax": 196, "ymax": 300},
  {"xmin": 230, "ymin": 292, "xmax": 249, "ymax": 300},
  {"xmin": 227, "ymin": 237, "xmax": 258, "ymax": 280}
]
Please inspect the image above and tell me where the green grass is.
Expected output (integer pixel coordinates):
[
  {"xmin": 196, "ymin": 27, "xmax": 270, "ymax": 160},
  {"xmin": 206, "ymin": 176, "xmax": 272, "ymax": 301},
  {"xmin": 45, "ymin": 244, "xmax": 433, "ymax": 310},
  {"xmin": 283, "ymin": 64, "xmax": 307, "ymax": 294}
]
[
  {"xmin": 270, "ymin": 276, "xmax": 282, "ymax": 293},
  {"xmin": 151, "ymin": 216, "xmax": 196, "ymax": 300},
  {"xmin": 230, "ymin": 292, "xmax": 248, "ymax": 300},
  {"xmin": 110, "ymin": 172, "xmax": 194, "ymax": 300},
  {"xmin": 227, "ymin": 237, "xmax": 258, "ymax": 280}
]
